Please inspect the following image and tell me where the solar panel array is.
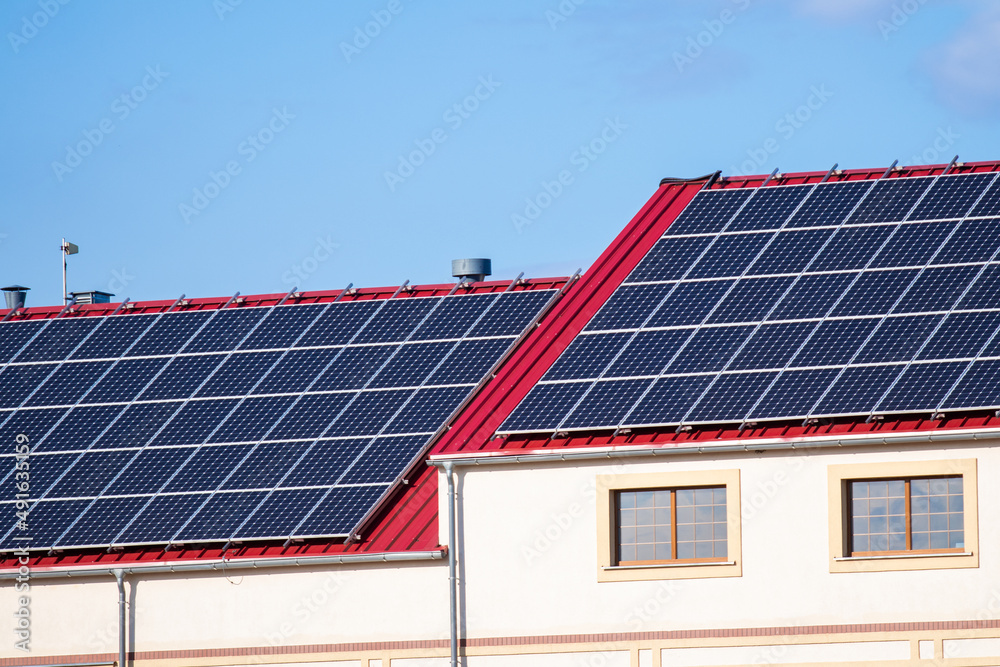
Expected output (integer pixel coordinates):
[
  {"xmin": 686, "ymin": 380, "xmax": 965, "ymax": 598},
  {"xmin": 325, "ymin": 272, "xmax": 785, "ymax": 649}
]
[
  {"xmin": 0, "ymin": 288, "xmax": 555, "ymax": 551},
  {"xmin": 500, "ymin": 171, "xmax": 1000, "ymax": 434}
]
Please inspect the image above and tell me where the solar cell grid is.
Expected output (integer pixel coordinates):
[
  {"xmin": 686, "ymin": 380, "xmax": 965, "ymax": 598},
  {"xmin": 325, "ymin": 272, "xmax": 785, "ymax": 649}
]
[
  {"xmin": 585, "ymin": 284, "xmax": 673, "ymax": 331},
  {"xmin": 295, "ymin": 300, "xmax": 381, "ymax": 348},
  {"xmin": 686, "ymin": 232, "xmax": 773, "ymax": 278},
  {"xmin": 25, "ymin": 361, "xmax": 111, "ymax": 407},
  {"xmin": 847, "ymin": 177, "xmax": 931, "ymax": 224},
  {"xmin": 369, "ymin": 342, "xmax": 454, "ymax": 388},
  {"xmin": 664, "ymin": 189, "xmax": 754, "ymax": 235},
  {"xmin": 239, "ymin": 304, "xmax": 326, "ymax": 350},
  {"xmin": 412, "ymin": 293, "xmax": 497, "ymax": 340},
  {"xmin": 705, "ymin": 276, "xmax": 795, "ymax": 324},
  {"xmin": 728, "ymin": 322, "xmax": 815, "ymax": 371},
  {"xmin": 184, "ymin": 307, "xmax": 268, "ymax": 353},
  {"xmin": 292, "ymin": 485, "xmax": 388, "ymax": 538},
  {"xmin": 468, "ymin": 290, "xmax": 555, "ymax": 337},
  {"xmin": 125, "ymin": 311, "xmax": 213, "ymax": 357},
  {"xmin": 970, "ymin": 179, "xmax": 1000, "ymax": 217},
  {"xmin": 16, "ymin": 318, "xmax": 101, "ymax": 363},
  {"xmin": 935, "ymin": 218, "xmax": 1000, "ymax": 264},
  {"xmin": 0, "ymin": 287, "xmax": 557, "ymax": 550},
  {"xmin": 501, "ymin": 170, "xmax": 1000, "ymax": 435},
  {"xmin": 686, "ymin": 371, "xmax": 774, "ymax": 423},
  {"xmin": 809, "ymin": 225, "xmax": 896, "ymax": 272},
  {"xmin": 910, "ymin": 173, "xmax": 994, "ymax": 221},
  {"xmin": 562, "ymin": 379, "xmax": 651, "ymax": 429},
  {"xmin": 84, "ymin": 357, "xmax": 169, "ymax": 403},
  {"xmin": 747, "ymin": 228, "xmax": 833, "ymax": 275},
  {"xmin": 786, "ymin": 180, "xmax": 871, "ymax": 227},
  {"xmin": 338, "ymin": 436, "xmax": 428, "ymax": 484},
  {"xmin": 0, "ymin": 320, "xmax": 45, "ymax": 363},
  {"xmin": 196, "ymin": 351, "xmax": 283, "ymax": 397},
  {"xmin": 871, "ymin": 222, "xmax": 955, "ymax": 268},
  {"xmin": 645, "ymin": 281, "xmax": 733, "ymax": 328},
  {"xmin": 115, "ymin": 493, "xmax": 207, "ymax": 545},
  {"xmin": 605, "ymin": 330, "xmax": 687, "ymax": 378},
  {"xmin": 626, "ymin": 236, "xmax": 714, "ymax": 283},
  {"xmin": 545, "ymin": 332, "xmax": 631, "ymax": 381},
  {"xmin": 877, "ymin": 361, "xmax": 967, "ymax": 413},
  {"xmin": 71, "ymin": 315, "xmax": 152, "ymax": 359},
  {"xmin": 726, "ymin": 185, "xmax": 811, "ymax": 232}
]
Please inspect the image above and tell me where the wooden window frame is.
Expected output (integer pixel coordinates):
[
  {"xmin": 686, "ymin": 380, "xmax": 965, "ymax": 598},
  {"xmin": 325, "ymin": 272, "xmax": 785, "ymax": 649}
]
[
  {"xmin": 847, "ymin": 475, "xmax": 964, "ymax": 558},
  {"xmin": 615, "ymin": 486, "xmax": 728, "ymax": 566},
  {"xmin": 828, "ymin": 459, "xmax": 978, "ymax": 574},
  {"xmin": 597, "ymin": 469, "xmax": 741, "ymax": 582}
]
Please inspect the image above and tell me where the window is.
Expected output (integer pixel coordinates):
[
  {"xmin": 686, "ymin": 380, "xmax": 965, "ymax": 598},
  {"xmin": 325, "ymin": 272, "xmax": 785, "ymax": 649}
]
[
  {"xmin": 828, "ymin": 459, "xmax": 978, "ymax": 573},
  {"xmin": 617, "ymin": 487, "xmax": 727, "ymax": 564},
  {"xmin": 597, "ymin": 469, "xmax": 740, "ymax": 582},
  {"xmin": 848, "ymin": 477, "xmax": 964, "ymax": 556}
]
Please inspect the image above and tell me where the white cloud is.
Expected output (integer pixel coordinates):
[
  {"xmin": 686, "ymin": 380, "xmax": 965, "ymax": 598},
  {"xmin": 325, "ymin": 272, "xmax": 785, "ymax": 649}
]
[{"xmin": 924, "ymin": 7, "xmax": 1000, "ymax": 116}]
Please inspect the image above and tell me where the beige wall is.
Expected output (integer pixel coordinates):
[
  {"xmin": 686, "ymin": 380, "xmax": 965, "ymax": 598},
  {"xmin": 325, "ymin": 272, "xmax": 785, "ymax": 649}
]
[
  {"xmin": 451, "ymin": 440, "xmax": 1000, "ymax": 638},
  {"xmin": 1, "ymin": 560, "xmax": 450, "ymax": 658},
  {"xmin": 2, "ymin": 438, "xmax": 999, "ymax": 666}
]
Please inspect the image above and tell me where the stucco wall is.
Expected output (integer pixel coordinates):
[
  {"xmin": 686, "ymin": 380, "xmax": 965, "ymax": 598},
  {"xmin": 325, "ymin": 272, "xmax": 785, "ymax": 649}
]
[
  {"xmin": 2, "ymin": 438, "xmax": 998, "ymax": 664},
  {"xmin": 447, "ymin": 441, "xmax": 999, "ymax": 638}
]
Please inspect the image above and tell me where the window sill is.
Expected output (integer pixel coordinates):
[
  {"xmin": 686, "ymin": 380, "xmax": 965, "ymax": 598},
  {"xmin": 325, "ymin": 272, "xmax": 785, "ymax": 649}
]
[
  {"xmin": 604, "ymin": 560, "xmax": 736, "ymax": 571},
  {"xmin": 835, "ymin": 551, "xmax": 972, "ymax": 562}
]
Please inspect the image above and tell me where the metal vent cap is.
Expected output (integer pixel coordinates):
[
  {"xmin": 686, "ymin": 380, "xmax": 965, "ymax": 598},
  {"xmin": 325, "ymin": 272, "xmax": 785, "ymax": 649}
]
[{"xmin": 451, "ymin": 258, "xmax": 491, "ymax": 283}]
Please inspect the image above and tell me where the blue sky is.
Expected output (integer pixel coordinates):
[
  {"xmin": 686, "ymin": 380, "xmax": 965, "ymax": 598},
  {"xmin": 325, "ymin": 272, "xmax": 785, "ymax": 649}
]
[{"xmin": 2, "ymin": 0, "xmax": 999, "ymax": 306}]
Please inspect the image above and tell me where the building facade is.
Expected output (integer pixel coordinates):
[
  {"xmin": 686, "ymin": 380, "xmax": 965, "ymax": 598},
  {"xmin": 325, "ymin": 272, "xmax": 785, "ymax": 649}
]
[{"xmin": 3, "ymin": 161, "xmax": 1000, "ymax": 667}]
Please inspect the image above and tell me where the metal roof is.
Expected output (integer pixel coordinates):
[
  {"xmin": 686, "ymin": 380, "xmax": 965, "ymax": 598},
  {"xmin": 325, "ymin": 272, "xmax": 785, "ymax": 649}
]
[
  {"xmin": 433, "ymin": 159, "xmax": 1000, "ymax": 458},
  {"xmin": 10, "ymin": 158, "xmax": 1000, "ymax": 571}
]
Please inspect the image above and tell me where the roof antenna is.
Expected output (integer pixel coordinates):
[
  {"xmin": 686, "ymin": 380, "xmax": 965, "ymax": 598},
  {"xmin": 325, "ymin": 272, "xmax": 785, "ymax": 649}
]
[
  {"xmin": 820, "ymin": 163, "xmax": 838, "ymax": 183},
  {"xmin": 880, "ymin": 160, "xmax": 898, "ymax": 179},
  {"xmin": 942, "ymin": 155, "xmax": 959, "ymax": 175},
  {"xmin": 761, "ymin": 167, "xmax": 779, "ymax": 187},
  {"xmin": 60, "ymin": 238, "xmax": 79, "ymax": 306}
]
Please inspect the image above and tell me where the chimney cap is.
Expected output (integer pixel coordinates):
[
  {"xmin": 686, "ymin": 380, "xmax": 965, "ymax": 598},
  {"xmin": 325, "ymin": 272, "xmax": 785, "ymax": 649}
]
[
  {"xmin": 70, "ymin": 290, "xmax": 115, "ymax": 305},
  {"xmin": 2, "ymin": 285, "xmax": 30, "ymax": 292}
]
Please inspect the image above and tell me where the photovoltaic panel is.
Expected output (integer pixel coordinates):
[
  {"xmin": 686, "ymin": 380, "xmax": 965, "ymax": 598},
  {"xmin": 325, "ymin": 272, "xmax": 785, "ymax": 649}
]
[
  {"xmin": 664, "ymin": 189, "xmax": 753, "ymax": 235},
  {"xmin": 124, "ymin": 312, "xmax": 212, "ymax": 357},
  {"xmin": 500, "ymin": 170, "xmax": 1000, "ymax": 435},
  {"xmin": 0, "ymin": 287, "xmax": 557, "ymax": 552},
  {"xmin": 970, "ymin": 179, "xmax": 1000, "ymax": 216}
]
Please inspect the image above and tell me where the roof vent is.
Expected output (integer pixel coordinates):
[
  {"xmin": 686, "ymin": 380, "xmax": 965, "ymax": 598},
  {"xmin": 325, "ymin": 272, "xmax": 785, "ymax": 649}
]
[
  {"xmin": 2, "ymin": 285, "xmax": 29, "ymax": 310},
  {"xmin": 451, "ymin": 258, "xmax": 491, "ymax": 283},
  {"xmin": 70, "ymin": 290, "xmax": 114, "ymax": 305}
]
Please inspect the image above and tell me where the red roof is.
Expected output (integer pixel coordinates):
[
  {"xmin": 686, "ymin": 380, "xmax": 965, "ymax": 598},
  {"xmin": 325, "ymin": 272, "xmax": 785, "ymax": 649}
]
[
  {"xmin": 432, "ymin": 158, "xmax": 1000, "ymax": 458},
  {"xmin": 0, "ymin": 278, "xmax": 566, "ymax": 570},
  {"xmin": 12, "ymin": 158, "xmax": 1000, "ymax": 571},
  {"xmin": 1, "ymin": 278, "xmax": 566, "ymax": 320}
]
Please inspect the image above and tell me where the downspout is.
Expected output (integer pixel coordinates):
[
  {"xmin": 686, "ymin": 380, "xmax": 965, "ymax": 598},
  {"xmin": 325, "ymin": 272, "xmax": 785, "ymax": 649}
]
[
  {"xmin": 113, "ymin": 569, "xmax": 126, "ymax": 667},
  {"xmin": 443, "ymin": 461, "xmax": 458, "ymax": 667}
]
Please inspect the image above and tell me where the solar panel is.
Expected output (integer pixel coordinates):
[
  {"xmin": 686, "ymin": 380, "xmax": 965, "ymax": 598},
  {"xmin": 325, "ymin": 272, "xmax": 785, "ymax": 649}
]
[
  {"xmin": 0, "ymin": 287, "xmax": 556, "ymax": 551},
  {"xmin": 499, "ymin": 171, "xmax": 1000, "ymax": 435}
]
